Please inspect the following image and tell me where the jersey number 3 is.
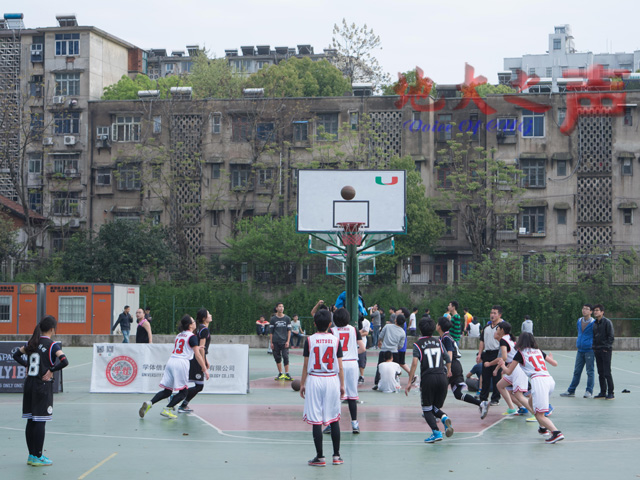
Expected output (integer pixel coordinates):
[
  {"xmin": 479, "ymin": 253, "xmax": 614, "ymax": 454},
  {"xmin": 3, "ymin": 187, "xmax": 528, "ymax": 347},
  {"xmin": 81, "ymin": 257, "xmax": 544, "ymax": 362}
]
[
  {"xmin": 313, "ymin": 346, "xmax": 334, "ymax": 370},
  {"xmin": 173, "ymin": 338, "xmax": 185, "ymax": 354}
]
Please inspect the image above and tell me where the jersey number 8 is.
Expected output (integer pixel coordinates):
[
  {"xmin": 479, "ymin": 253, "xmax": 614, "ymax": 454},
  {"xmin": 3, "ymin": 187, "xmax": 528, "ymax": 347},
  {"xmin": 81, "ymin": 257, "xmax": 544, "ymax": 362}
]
[{"xmin": 28, "ymin": 353, "xmax": 40, "ymax": 377}]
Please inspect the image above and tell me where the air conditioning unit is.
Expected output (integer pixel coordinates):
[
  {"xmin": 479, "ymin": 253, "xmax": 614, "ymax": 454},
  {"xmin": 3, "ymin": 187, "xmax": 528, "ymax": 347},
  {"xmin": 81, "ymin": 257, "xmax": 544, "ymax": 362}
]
[
  {"xmin": 69, "ymin": 98, "xmax": 78, "ymax": 108},
  {"xmin": 64, "ymin": 168, "xmax": 77, "ymax": 175},
  {"xmin": 43, "ymin": 137, "xmax": 54, "ymax": 145},
  {"xmin": 519, "ymin": 227, "xmax": 527, "ymax": 234},
  {"xmin": 68, "ymin": 219, "xmax": 80, "ymax": 228},
  {"xmin": 52, "ymin": 96, "xmax": 65, "ymax": 105},
  {"xmin": 64, "ymin": 136, "xmax": 76, "ymax": 146},
  {"xmin": 99, "ymin": 134, "xmax": 109, "ymax": 141}
]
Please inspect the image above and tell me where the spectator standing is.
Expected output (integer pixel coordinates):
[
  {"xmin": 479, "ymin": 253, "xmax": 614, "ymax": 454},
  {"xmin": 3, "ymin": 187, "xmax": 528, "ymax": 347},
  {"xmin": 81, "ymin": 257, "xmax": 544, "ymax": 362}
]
[
  {"xmin": 447, "ymin": 301, "xmax": 462, "ymax": 344},
  {"xmin": 369, "ymin": 305, "xmax": 381, "ymax": 348},
  {"xmin": 291, "ymin": 315, "xmax": 304, "ymax": 348},
  {"xmin": 408, "ymin": 307, "xmax": 418, "ymax": 336},
  {"xmin": 560, "ymin": 304, "xmax": 595, "ymax": 398},
  {"xmin": 135, "ymin": 308, "xmax": 152, "ymax": 344},
  {"xmin": 112, "ymin": 306, "xmax": 133, "ymax": 343},
  {"xmin": 521, "ymin": 315, "xmax": 534, "ymax": 334},
  {"xmin": 144, "ymin": 307, "xmax": 153, "ymax": 323},
  {"xmin": 358, "ymin": 317, "xmax": 370, "ymax": 383},
  {"xmin": 270, "ymin": 302, "xmax": 293, "ymax": 381},
  {"xmin": 463, "ymin": 308, "xmax": 473, "ymax": 333},
  {"xmin": 592, "ymin": 304, "xmax": 615, "ymax": 400}
]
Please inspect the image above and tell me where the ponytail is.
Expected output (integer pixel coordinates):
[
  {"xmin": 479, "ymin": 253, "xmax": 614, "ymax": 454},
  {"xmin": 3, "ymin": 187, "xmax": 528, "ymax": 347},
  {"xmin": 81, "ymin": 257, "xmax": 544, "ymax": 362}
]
[{"xmin": 26, "ymin": 315, "xmax": 57, "ymax": 354}]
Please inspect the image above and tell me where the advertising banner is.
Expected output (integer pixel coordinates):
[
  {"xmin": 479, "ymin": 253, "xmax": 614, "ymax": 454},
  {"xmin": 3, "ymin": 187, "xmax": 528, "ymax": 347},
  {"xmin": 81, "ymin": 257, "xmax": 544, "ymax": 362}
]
[
  {"xmin": 0, "ymin": 341, "xmax": 63, "ymax": 393},
  {"xmin": 90, "ymin": 343, "xmax": 249, "ymax": 394}
]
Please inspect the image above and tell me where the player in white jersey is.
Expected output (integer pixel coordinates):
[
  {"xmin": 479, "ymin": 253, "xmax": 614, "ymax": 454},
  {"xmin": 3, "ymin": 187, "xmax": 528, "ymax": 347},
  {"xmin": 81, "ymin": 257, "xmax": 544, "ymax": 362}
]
[
  {"xmin": 301, "ymin": 309, "xmax": 345, "ymax": 467},
  {"xmin": 499, "ymin": 332, "xmax": 564, "ymax": 444},
  {"xmin": 139, "ymin": 315, "xmax": 209, "ymax": 420},
  {"xmin": 323, "ymin": 308, "xmax": 365, "ymax": 435}
]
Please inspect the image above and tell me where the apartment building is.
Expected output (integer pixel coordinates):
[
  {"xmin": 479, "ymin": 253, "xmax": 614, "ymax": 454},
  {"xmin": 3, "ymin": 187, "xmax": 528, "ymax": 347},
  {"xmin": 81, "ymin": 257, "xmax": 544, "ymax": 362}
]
[{"xmin": 224, "ymin": 44, "xmax": 330, "ymax": 76}]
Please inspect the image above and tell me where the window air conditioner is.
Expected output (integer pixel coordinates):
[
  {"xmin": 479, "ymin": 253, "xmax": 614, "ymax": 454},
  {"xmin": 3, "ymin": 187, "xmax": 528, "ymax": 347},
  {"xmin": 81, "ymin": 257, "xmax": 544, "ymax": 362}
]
[
  {"xmin": 64, "ymin": 136, "xmax": 76, "ymax": 145},
  {"xmin": 52, "ymin": 96, "xmax": 65, "ymax": 105},
  {"xmin": 68, "ymin": 219, "xmax": 80, "ymax": 228},
  {"xmin": 43, "ymin": 137, "xmax": 54, "ymax": 145}
]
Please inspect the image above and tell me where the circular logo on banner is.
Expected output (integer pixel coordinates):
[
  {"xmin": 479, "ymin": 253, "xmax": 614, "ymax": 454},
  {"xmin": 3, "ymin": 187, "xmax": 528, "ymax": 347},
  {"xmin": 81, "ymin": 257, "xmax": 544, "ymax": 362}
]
[{"xmin": 106, "ymin": 356, "xmax": 138, "ymax": 387}]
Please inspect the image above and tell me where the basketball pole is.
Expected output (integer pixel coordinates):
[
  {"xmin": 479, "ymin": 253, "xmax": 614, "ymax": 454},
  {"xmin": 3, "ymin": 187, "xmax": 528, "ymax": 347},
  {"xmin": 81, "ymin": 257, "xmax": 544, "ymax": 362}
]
[{"xmin": 345, "ymin": 242, "xmax": 359, "ymax": 329}]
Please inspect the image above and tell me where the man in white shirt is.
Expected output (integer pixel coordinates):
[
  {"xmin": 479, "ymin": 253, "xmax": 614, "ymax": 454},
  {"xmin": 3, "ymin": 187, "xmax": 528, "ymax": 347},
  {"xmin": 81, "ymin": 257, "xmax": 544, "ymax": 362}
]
[{"xmin": 377, "ymin": 351, "xmax": 402, "ymax": 393}]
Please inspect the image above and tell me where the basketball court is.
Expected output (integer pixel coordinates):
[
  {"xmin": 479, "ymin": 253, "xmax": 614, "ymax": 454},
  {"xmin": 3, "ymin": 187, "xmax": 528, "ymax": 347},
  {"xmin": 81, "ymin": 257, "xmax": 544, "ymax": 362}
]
[{"xmin": 1, "ymin": 346, "xmax": 639, "ymax": 479}]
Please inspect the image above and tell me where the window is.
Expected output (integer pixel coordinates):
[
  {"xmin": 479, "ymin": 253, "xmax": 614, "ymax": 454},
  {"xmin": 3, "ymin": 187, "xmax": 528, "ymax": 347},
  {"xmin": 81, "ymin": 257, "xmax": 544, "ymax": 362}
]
[
  {"xmin": 522, "ymin": 109, "xmax": 545, "ymax": 137},
  {"xmin": 469, "ymin": 113, "xmax": 479, "ymax": 141},
  {"xmin": 522, "ymin": 255, "xmax": 545, "ymax": 282},
  {"xmin": 411, "ymin": 255, "xmax": 421, "ymax": 275},
  {"xmin": 211, "ymin": 163, "xmax": 221, "ymax": 179},
  {"xmin": 54, "ymin": 112, "xmax": 80, "ymax": 134},
  {"xmin": 58, "ymin": 297, "xmax": 85, "ymax": 323},
  {"xmin": 165, "ymin": 63, "xmax": 175, "ymax": 74},
  {"xmin": 152, "ymin": 212, "xmax": 161, "ymax": 225},
  {"xmin": 153, "ymin": 116, "xmax": 162, "ymax": 134},
  {"xmin": 557, "ymin": 209, "xmax": 567, "ymax": 225},
  {"xmin": 112, "ymin": 116, "xmax": 141, "ymax": 142},
  {"xmin": 232, "ymin": 117, "xmax": 251, "ymax": 142},
  {"xmin": 521, "ymin": 206, "xmax": 545, "ymax": 234},
  {"xmin": 624, "ymin": 107, "xmax": 633, "ymax": 126},
  {"xmin": 52, "ymin": 192, "xmax": 79, "ymax": 216},
  {"xmin": 293, "ymin": 121, "xmax": 308, "ymax": 142},
  {"xmin": 55, "ymin": 73, "xmax": 80, "ymax": 96},
  {"xmin": 30, "ymin": 113, "xmax": 44, "ymax": 139},
  {"xmin": 557, "ymin": 160, "xmax": 567, "ymax": 176},
  {"xmin": 55, "ymin": 33, "xmax": 80, "ymax": 56},
  {"xmin": 29, "ymin": 190, "xmax": 42, "ymax": 213},
  {"xmin": 439, "ymin": 213, "xmax": 454, "ymax": 237},
  {"xmin": 96, "ymin": 126, "xmax": 110, "ymax": 139},
  {"xmin": 29, "ymin": 75, "xmax": 43, "ymax": 97},
  {"xmin": 211, "ymin": 113, "xmax": 221, "ymax": 134},
  {"xmin": 316, "ymin": 113, "xmax": 339, "ymax": 138},
  {"xmin": 497, "ymin": 118, "xmax": 517, "ymax": 136},
  {"xmin": 256, "ymin": 60, "xmax": 270, "ymax": 70},
  {"xmin": 436, "ymin": 165, "xmax": 453, "ymax": 189},
  {"xmin": 558, "ymin": 108, "xmax": 566, "ymax": 126},
  {"xmin": 553, "ymin": 38, "xmax": 561, "ymax": 50},
  {"xmin": 350, "ymin": 112, "xmax": 359, "ymax": 130},
  {"xmin": 496, "ymin": 214, "xmax": 517, "ymax": 231},
  {"xmin": 623, "ymin": 208, "xmax": 633, "ymax": 225},
  {"xmin": 546, "ymin": 67, "xmax": 552, "ymax": 77},
  {"xmin": 528, "ymin": 67, "xmax": 536, "ymax": 76},
  {"xmin": 31, "ymin": 42, "xmax": 43, "ymax": 62},
  {"xmin": 520, "ymin": 159, "xmax": 546, "ymax": 187},
  {"xmin": 51, "ymin": 231, "xmax": 68, "ymax": 251},
  {"xmin": 115, "ymin": 213, "xmax": 141, "ymax": 223},
  {"xmin": 256, "ymin": 122, "xmax": 274, "ymax": 141},
  {"xmin": 230, "ymin": 164, "xmax": 251, "ymax": 189},
  {"xmin": 96, "ymin": 168, "xmax": 111, "ymax": 186},
  {"xmin": 211, "ymin": 211, "xmax": 219, "ymax": 226},
  {"xmin": 53, "ymin": 154, "xmax": 80, "ymax": 174},
  {"xmin": 438, "ymin": 114, "xmax": 452, "ymax": 141},
  {"xmin": 117, "ymin": 164, "xmax": 141, "ymax": 190},
  {"xmin": 0, "ymin": 296, "xmax": 10, "ymax": 323},
  {"xmin": 257, "ymin": 168, "xmax": 273, "ymax": 187},
  {"xmin": 561, "ymin": 66, "xmax": 568, "ymax": 76},
  {"xmin": 622, "ymin": 158, "xmax": 633, "ymax": 176}
]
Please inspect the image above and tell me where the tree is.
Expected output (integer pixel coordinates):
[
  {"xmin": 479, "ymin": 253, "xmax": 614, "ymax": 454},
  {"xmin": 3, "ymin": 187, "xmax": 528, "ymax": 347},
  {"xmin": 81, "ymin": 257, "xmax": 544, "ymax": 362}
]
[
  {"xmin": 434, "ymin": 131, "xmax": 523, "ymax": 259},
  {"xmin": 329, "ymin": 19, "xmax": 391, "ymax": 89},
  {"xmin": 0, "ymin": 213, "xmax": 19, "ymax": 277},
  {"xmin": 189, "ymin": 54, "xmax": 244, "ymax": 99},
  {"xmin": 246, "ymin": 58, "xmax": 351, "ymax": 97},
  {"xmin": 61, "ymin": 221, "xmax": 174, "ymax": 283},
  {"xmin": 102, "ymin": 74, "xmax": 186, "ymax": 100},
  {"xmin": 474, "ymin": 83, "xmax": 516, "ymax": 96}
]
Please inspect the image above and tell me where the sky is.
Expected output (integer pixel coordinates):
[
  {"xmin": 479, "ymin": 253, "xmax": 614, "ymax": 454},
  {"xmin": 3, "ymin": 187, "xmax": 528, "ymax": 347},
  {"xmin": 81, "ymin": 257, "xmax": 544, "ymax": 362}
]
[{"xmin": 10, "ymin": 0, "xmax": 640, "ymax": 84}]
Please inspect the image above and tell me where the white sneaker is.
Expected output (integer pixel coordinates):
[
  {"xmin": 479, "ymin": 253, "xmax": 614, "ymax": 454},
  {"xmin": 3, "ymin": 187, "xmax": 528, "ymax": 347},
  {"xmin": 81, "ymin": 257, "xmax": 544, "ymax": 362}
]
[{"xmin": 352, "ymin": 420, "xmax": 360, "ymax": 434}]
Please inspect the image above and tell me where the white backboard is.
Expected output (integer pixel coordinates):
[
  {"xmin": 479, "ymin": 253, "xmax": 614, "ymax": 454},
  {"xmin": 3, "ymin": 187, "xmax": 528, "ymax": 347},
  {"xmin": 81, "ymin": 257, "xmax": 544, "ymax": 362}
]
[{"xmin": 297, "ymin": 170, "xmax": 406, "ymax": 233}]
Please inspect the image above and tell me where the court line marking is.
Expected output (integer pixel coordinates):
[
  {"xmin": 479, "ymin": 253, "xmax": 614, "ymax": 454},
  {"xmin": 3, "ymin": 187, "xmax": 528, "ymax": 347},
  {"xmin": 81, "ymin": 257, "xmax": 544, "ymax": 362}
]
[
  {"xmin": 78, "ymin": 452, "xmax": 117, "ymax": 480},
  {"xmin": 550, "ymin": 353, "xmax": 640, "ymax": 375},
  {"xmin": 66, "ymin": 362, "xmax": 92, "ymax": 370}
]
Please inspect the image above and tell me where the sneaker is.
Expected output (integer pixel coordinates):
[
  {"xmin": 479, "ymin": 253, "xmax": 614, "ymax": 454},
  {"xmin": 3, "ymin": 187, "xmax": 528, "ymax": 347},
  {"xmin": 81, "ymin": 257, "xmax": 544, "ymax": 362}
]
[
  {"xmin": 516, "ymin": 407, "xmax": 529, "ymax": 416},
  {"xmin": 267, "ymin": 349, "xmax": 272, "ymax": 354},
  {"xmin": 323, "ymin": 425, "xmax": 332, "ymax": 435},
  {"xmin": 503, "ymin": 408, "xmax": 517, "ymax": 416},
  {"xmin": 275, "ymin": 373, "xmax": 285, "ymax": 381},
  {"xmin": 283, "ymin": 373, "xmax": 293, "ymax": 381},
  {"xmin": 479, "ymin": 400, "xmax": 489, "ymax": 419},
  {"xmin": 606, "ymin": 394, "xmax": 615, "ymax": 400},
  {"xmin": 490, "ymin": 400, "xmax": 500, "ymax": 406},
  {"xmin": 372, "ymin": 385, "xmax": 378, "ymax": 391},
  {"xmin": 441, "ymin": 416, "xmax": 454, "ymax": 437},
  {"xmin": 545, "ymin": 431, "xmax": 565, "ymax": 444},
  {"xmin": 358, "ymin": 376, "xmax": 365, "ymax": 384},
  {"xmin": 411, "ymin": 375, "xmax": 418, "ymax": 385},
  {"xmin": 538, "ymin": 427, "xmax": 549, "ymax": 436},
  {"xmin": 139, "ymin": 401, "xmax": 152, "ymax": 418},
  {"xmin": 594, "ymin": 392, "xmax": 607, "ymax": 399},
  {"xmin": 559, "ymin": 391, "xmax": 575, "ymax": 397},
  {"xmin": 424, "ymin": 431, "xmax": 443, "ymax": 443},
  {"xmin": 352, "ymin": 420, "xmax": 360, "ymax": 434},
  {"xmin": 160, "ymin": 408, "xmax": 177, "ymax": 419},
  {"xmin": 332, "ymin": 455, "xmax": 344, "ymax": 465},
  {"xmin": 31, "ymin": 455, "xmax": 53, "ymax": 467},
  {"xmin": 583, "ymin": 391, "xmax": 593, "ymax": 398},
  {"xmin": 308, "ymin": 456, "xmax": 326, "ymax": 467},
  {"xmin": 544, "ymin": 404, "xmax": 554, "ymax": 417},
  {"xmin": 27, "ymin": 455, "xmax": 36, "ymax": 465},
  {"xmin": 526, "ymin": 416, "xmax": 537, "ymax": 422},
  {"xmin": 178, "ymin": 405, "xmax": 193, "ymax": 413}
]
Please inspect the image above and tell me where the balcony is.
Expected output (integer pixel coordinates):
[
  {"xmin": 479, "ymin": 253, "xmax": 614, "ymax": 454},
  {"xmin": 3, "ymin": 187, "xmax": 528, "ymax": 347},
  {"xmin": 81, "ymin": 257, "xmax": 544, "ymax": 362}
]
[{"xmin": 496, "ymin": 230, "xmax": 518, "ymax": 241}]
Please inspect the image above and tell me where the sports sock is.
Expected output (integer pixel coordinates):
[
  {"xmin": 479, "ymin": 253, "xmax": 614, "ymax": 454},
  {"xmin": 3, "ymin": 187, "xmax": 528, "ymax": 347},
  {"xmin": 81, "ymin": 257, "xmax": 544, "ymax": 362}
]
[
  {"xmin": 347, "ymin": 399, "xmax": 357, "ymax": 421},
  {"xmin": 312, "ymin": 424, "xmax": 323, "ymax": 458}
]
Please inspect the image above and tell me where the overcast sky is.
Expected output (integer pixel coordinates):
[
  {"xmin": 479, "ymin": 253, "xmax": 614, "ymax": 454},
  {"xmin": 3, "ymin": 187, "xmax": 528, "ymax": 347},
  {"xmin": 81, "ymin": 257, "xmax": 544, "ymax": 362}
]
[{"xmin": 12, "ymin": 0, "xmax": 640, "ymax": 84}]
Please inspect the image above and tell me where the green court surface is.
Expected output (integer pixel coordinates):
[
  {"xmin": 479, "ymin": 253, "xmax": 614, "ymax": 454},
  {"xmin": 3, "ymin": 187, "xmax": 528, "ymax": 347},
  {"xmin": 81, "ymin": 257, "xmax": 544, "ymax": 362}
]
[{"xmin": 1, "ymin": 347, "xmax": 639, "ymax": 479}]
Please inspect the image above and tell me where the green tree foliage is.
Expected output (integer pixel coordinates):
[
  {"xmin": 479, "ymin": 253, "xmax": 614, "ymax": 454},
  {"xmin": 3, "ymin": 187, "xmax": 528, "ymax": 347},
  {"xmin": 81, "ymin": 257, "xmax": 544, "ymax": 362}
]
[
  {"xmin": 474, "ymin": 83, "xmax": 517, "ymax": 96},
  {"xmin": 435, "ymin": 132, "xmax": 523, "ymax": 259},
  {"xmin": 61, "ymin": 221, "xmax": 174, "ymax": 283},
  {"xmin": 329, "ymin": 19, "xmax": 391, "ymax": 89},
  {"xmin": 246, "ymin": 58, "xmax": 351, "ymax": 97},
  {"xmin": 227, "ymin": 215, "xmax": 310, "ymax": 272},
  {"xmin": 189, "ymin": 54, "xmax": 244, "ymax": 99},
  {"xmin": 102, "ymin": 74, "xmax": 185, "ymax": 100},
  {"xmin": 0, "ymin": 213, "xmax": 19, "ymax": 270}
]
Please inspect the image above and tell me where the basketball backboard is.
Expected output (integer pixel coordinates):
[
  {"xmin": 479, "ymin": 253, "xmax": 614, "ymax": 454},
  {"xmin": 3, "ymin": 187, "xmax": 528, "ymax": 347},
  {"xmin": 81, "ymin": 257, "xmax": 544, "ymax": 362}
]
[{"xmin": 297, "ymin": 170, "xmax": 406, "ymax": 233}]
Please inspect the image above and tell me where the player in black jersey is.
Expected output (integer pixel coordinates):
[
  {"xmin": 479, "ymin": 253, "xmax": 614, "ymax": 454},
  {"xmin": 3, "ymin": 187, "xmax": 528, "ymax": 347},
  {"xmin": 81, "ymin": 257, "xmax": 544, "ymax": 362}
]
[
  {"xmin": 437, "ymin": 317, "xmax": 489, "ymax": 418},
  {"xmin": 179, "ymin": 308, "xmax": 212, "ymax": 413},
  {"xmin": 405, "ymin": 317, "xmax": 452, "ymax": 443},
  {"xmin": 12, "ymin": 316, "xmax": 69, "ymax": 467}
]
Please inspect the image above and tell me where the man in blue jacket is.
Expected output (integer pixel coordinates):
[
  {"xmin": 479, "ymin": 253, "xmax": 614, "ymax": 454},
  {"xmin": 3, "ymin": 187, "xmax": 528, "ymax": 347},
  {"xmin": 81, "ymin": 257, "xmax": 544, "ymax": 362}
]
[{"xmin": 560, "ymin": 304, "xmax": 595, "ymax": 398}]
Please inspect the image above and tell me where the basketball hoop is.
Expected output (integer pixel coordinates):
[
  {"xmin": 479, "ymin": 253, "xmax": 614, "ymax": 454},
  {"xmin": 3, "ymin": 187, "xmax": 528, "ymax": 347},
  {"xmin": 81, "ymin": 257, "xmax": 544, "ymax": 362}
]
[{"xmin": 337, "ymin": 222, "xmax": 365, "ymax": 246}]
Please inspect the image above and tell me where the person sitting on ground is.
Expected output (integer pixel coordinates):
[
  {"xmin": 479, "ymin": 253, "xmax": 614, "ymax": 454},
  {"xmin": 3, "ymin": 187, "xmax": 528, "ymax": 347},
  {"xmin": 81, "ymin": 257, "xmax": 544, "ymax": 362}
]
[{"xmin": 377, "ymin": 351, "xmax": 402, "ymax": 393}]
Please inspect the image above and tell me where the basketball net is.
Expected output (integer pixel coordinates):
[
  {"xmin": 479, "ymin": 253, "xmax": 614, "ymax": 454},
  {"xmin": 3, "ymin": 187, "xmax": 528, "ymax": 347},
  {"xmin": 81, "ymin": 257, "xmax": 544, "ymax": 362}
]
[{"xmin": 337, "ymin": 222, "xmax": 365, "ymax": 246}]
